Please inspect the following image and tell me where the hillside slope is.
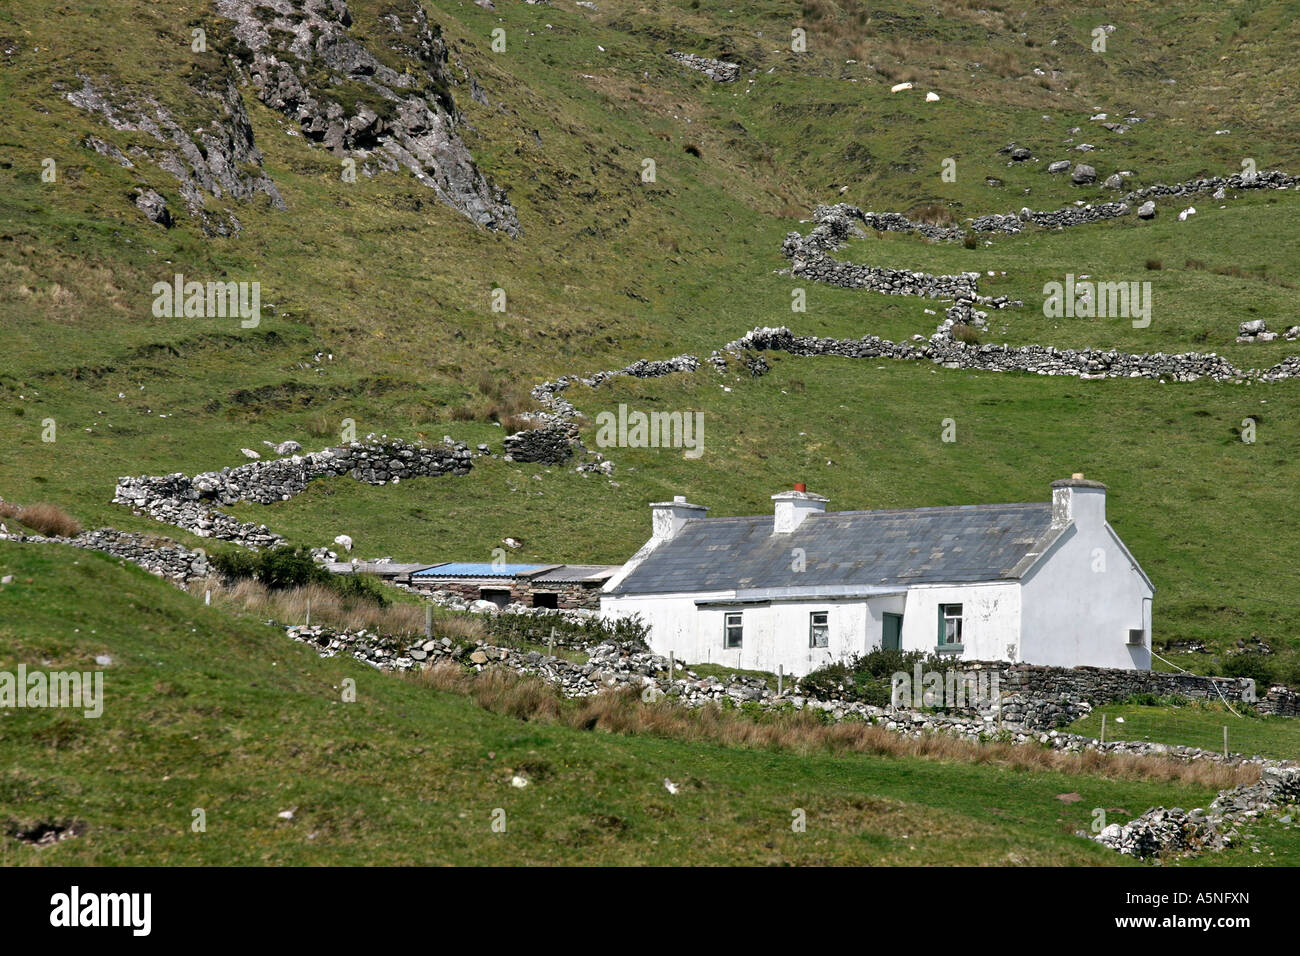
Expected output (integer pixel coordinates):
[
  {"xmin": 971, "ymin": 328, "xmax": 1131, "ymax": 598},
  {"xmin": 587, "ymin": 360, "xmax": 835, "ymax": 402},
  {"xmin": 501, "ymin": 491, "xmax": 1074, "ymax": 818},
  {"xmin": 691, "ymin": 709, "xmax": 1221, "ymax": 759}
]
[
  {"xmin": 6, "ymin": 539, "xmax": 1293, "ymax": 865},
  {"xmin": 1, "ymin": 0, "xmax": 1299, "ymax": 676}
]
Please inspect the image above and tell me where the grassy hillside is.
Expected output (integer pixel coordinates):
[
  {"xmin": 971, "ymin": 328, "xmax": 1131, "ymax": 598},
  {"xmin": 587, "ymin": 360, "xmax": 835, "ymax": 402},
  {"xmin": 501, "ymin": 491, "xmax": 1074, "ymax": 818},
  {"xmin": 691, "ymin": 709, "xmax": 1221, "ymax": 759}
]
[
  {"xmin": 2, "ymin": 1, "xmax": 1299, "ymax": 687},
  {"xmin": 6, "ymin": 539, "xmax": 1297, "ymax": 865}
]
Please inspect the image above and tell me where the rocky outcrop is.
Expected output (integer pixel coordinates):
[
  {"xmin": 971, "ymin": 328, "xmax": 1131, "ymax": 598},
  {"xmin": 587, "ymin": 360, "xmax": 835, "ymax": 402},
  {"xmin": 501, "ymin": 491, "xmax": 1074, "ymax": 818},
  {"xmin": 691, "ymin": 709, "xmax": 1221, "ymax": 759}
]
[
  {"xmin": 66, "ymin": 74, "xmax": 283, "ymax": 235},
  {"xmin": 215, "ymin": 0, "xmax": 518, "ymax": 235}
]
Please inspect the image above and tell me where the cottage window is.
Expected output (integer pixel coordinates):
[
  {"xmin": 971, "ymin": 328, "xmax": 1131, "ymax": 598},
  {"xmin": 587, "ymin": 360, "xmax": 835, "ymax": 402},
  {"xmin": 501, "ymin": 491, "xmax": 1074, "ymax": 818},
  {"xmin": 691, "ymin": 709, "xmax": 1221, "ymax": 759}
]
[
  {"xmin": 939, "ymin": 604, "xmax": 964, "ymax": 648},
  {"xmin": 532, "ymin": 592, "xmax": 559, "ymax": 609},
  {"xmin": 724, "ymin": 612, "xmax": 743, "ymax": 649},
  {"xmin": 809, "ymin": 611, "xmax": 829, "ymax": 648}
]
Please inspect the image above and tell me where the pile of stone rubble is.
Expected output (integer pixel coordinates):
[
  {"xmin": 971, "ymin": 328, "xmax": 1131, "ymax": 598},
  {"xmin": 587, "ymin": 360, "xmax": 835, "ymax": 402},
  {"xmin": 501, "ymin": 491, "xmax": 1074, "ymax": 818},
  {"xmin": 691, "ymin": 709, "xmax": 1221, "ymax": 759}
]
[
  {"xmin": 1238, "ymin": 319, "xmax": 1300, "ymax": 344},
  {"xmin": 668, "ymin": 51, "xmax": 739, "ymax": 83},
  {"xmin": 1095, "ymin": 765, "xmax": 1300, "ymax": 860}
]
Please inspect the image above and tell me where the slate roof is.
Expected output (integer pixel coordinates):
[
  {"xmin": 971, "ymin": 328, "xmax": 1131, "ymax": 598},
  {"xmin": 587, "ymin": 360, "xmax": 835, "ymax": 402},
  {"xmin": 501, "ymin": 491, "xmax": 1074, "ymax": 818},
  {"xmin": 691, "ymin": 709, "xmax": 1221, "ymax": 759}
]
[{"xmin": 609, "ymin": 503, "xmax": 1059, "ymax": 596}]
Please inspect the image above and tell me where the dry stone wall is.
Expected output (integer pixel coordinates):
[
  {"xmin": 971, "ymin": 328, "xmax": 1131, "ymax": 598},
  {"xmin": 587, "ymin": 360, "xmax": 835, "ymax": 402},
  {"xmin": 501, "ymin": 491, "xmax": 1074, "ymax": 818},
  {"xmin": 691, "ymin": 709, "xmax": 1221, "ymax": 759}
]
[
  {"xmin": 114, "ymin": 438, "xmax": 472, "ymax": 548},
  {"xmin": 0, "ymin": 528, "xmax": 211, "ymax": 584}
]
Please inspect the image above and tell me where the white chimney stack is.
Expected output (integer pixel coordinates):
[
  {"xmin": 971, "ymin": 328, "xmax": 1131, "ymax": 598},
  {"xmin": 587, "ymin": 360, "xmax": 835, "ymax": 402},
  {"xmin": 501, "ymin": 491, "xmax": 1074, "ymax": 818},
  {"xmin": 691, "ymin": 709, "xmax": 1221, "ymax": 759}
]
[
  {"xmin": 1051, "ymin": 474, "xmax": 1107, "ymax": 528},
  {"xmin": 771, "ymin": 483, "xmax": 828, "ymax": 534},
  {"xmin": 650, "ymin": 495, "xmax": 708, "ymax": 540}
]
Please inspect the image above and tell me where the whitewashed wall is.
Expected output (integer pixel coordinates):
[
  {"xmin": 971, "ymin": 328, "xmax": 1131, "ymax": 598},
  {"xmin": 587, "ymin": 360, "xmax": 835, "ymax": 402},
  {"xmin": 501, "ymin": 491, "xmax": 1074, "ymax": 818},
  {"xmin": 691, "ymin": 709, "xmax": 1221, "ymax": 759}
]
[
  {"xmin": 899, "ymin": 582, "xmax": 1022, "ymax": 661},
  {"xmin": 1019, "ymin": 523, "xmax": 1153, "ymax": 669},
  {"xmin": 602, "ymin": 592, "xmax": 912, "ymax": 676}
]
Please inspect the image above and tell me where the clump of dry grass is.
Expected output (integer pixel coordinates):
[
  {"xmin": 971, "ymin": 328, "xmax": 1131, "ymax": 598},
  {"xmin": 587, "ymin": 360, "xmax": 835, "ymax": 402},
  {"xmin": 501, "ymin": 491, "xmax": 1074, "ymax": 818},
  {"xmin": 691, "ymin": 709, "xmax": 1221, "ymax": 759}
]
[
  {"xmin": 907, "ymin": 202, "xmax": 955, "ymax": 226},
  {"xmin": 409, "ymin": 664, "xmax": 1260, "ymax": 791},
  {"xmin": 0, "ymin": 501, "xmax": 82, "ymax": 537},
  {"xmin": 190, "ymin": 576, "xmax": 487, "ymax": 642},
  {"xmin": 446, "ymin": 372, "xmax": 536, "ymax": 427}
]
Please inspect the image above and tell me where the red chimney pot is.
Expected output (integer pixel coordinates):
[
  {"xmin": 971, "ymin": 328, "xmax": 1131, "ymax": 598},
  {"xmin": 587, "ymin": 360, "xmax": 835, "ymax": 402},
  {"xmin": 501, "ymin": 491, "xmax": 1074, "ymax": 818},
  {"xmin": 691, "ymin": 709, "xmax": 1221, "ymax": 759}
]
[{"xmin": 794, "ymin": 482, "xmax": 807, "ymax": 493}]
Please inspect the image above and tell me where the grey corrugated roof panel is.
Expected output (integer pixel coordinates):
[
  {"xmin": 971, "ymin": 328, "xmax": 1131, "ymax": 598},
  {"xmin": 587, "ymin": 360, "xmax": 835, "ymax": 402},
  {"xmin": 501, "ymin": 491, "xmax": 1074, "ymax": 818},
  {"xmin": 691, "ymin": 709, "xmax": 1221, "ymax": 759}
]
[
  {"xmin": 531, "ymin": 565, "xmax": 621, "ymax": 583},
  {"xmin": 609, "ymin": 502, "xmax": 1056, "ymax": 595},
  {"xmin": 326, "ymin": 562, "xmax": 434, "ymax": 576}
]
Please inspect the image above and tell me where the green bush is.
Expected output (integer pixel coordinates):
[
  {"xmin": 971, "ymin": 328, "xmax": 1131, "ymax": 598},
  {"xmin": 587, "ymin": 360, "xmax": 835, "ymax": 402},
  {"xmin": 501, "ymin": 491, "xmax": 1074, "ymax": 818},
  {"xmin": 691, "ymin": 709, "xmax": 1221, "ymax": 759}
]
[
  {"xmin": 799, "ymin": 649, "xmax": 961, "ymax": 704},
  {"xmin": 486, "ymin": 611, "xmax": 650, "ymax": 650},
  {"xmin": 255, "ymin": 546, "xmax": 328, "ymax": 591},
  {"xmin": 1221, "ymin": 653, "xmax": 1276, "ymax": 688},
  {"xmin": 331, "ymin": 573, "xmax": 390, "ymax": 607},
  {"xmin": 211, "ymin": 545, "xmax": 388, "ymax": 607}
]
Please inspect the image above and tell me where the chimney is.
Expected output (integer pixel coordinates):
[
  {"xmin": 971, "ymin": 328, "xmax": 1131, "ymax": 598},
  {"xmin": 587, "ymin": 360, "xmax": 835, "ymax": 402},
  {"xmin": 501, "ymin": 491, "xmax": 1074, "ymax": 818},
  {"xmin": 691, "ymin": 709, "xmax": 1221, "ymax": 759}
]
[
  {"xmin": 771, "ymin": 484, "xmax": 828, "ymax": 534},
  {"xmin": 1051, "ymin": 473, "xmax": 1107, "ymax": 528},
  {"xmin": 650, "ymin": 495, "xmax": 708, "ymax": 540}
]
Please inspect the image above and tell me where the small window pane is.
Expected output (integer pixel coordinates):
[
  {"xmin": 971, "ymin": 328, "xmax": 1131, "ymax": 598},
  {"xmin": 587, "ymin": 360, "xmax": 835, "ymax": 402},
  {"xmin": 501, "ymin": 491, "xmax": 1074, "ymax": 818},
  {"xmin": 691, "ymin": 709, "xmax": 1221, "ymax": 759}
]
[
  {"xmin": 942, "ymin": 604, "xmax": 963, "ymax": 645},
  {"xmin": 724, "ymin": 612, "xmax": 743, "ymax": 648},
  {"xmin": 809, "ymin": 611, "xmax": 829, "ymax": 648}
]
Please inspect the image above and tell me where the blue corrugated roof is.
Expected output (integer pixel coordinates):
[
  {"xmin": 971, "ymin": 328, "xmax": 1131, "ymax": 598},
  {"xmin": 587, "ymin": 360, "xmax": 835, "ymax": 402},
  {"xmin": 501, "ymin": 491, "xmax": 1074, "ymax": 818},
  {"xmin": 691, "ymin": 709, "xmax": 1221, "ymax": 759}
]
[{"xmin": 411, "ymin": 562, "xmax": 548, "ymax": 578}]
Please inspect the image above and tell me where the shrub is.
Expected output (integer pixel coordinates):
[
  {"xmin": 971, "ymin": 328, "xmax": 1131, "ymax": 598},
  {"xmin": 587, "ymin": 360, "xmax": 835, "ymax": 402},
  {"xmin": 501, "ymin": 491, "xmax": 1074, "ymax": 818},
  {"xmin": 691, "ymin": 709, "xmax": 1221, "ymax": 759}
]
[
  {"xmin": 1145, "ymin": 258, "xmax": 1162, "ymax": 270},
  {"xmin": 1222, "ymin": 653, "xmax": 1276, "ymax": 688},
  {"xmin": 487, "ymin": 611, "xmax": 650, "ymax": 650},
  {"xmin": 210, "ymin": 545, "xmax": 388, "ymax": 606},
  {"xmin": 952, "ymin": 323, "xmax": 981, "ymax": 345},
  {"xmin": 962, "ymin": 233, "xmax": 977, "ymax": 250},
  {"xmin": 799, "ymin": 649, "xmax": 961, "ymax": 704},
  {"xmin": 331, "ymin": 572, "xmax": 391, "ymax": 607}
]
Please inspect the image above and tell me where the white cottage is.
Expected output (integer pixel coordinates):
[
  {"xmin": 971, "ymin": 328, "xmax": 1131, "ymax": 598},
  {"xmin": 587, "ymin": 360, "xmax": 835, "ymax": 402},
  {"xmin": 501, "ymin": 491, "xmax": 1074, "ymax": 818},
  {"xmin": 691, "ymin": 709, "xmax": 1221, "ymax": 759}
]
[{"xmin": 601, "ymin": 476, "xmax": 1153, "ymax": 676}]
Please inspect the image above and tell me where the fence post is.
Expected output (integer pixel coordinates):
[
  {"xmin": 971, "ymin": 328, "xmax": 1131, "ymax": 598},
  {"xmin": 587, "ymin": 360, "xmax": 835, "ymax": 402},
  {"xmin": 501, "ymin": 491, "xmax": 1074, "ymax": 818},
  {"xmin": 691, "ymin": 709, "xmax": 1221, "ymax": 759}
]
[
  {"xmin": 306, "ymin": 596, "xmax": 311, "ymax": 628},
  {"xmin": 425, "ymin": 604, "xmax": 432, "ymax": 639},
  {"xmin": 1224, "ymin": 725, "xmax": 1229, "ymax": 758},
  {"xmin": 204, "ymin": 589, "xmax": 211, "ymax": 606},
  {"xmin": 778, "ymin": 665, "xmax": 784, "ymax": 697},
  {"xmin": 1100, "ymin": 713, "xmax": 1106, "ymax": 745},
  {"xmin": 548, "ymin": 626, "xmax": 556, "ymax": 657}
]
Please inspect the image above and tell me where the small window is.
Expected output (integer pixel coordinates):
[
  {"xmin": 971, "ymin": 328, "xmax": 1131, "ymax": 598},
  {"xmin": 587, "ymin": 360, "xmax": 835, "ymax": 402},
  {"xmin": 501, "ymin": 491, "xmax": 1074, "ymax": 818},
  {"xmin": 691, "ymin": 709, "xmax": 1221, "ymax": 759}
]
[
  {"xmin": 532, "ymin": 592, "xmax": 559, "ymax": 609},
  {"xmin": 939, "ymin": 604, "xmax": 963, "ymax": 647},
  {"xmin": 724, "ymin": 611, "xmax": 743, "ymax": 649},
  {"xmin": 480, "ymin": 588, "xmax": 511, "ymax": 608},
  {"xmin": 1127, "ymin": 628, "xmax": 1145, "ymax": 646},
  {"xmin": 809, "ymin": 611, "xmax": 829, "ymax": 648}
]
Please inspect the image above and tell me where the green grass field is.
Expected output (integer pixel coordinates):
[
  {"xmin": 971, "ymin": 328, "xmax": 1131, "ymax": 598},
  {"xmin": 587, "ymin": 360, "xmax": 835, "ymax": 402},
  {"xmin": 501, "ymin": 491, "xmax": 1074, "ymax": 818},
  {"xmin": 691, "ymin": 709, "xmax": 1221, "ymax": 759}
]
[
  {"xmin": 2, "ymin": 0, "xmax": 1300, "ymax": 865},
  {"xmin": 5, "ymin": 539, "xmax": 1293, "ymax": 866},
  {"xmin": 1070, "ymin": 702, "xmax": 1300, "ymax": 762}
]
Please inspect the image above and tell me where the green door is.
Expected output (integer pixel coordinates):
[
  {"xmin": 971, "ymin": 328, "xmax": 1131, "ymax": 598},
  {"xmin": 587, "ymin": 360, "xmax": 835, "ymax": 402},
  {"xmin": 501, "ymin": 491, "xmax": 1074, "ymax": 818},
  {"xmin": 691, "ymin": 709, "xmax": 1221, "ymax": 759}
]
[{"xmin": 882, "ymin": 613, "xmax": 903, "ymax": 651}]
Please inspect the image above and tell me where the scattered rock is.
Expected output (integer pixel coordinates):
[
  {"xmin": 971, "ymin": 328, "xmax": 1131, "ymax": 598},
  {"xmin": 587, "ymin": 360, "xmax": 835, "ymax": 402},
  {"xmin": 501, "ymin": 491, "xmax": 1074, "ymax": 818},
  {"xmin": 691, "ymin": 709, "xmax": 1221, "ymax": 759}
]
[{"xmin": 1071, "ymin": 163, "xmax": 1097, "ymax": 184}]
